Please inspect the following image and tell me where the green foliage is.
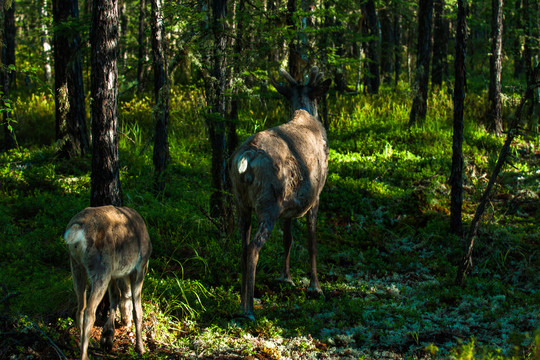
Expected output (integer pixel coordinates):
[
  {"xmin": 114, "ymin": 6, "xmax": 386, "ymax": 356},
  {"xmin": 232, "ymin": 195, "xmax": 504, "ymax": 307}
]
[
  {"xmin": 1, "ymin": 81, "xmax": 538, "ymax": 359},
  {"xmin": 11, "ymin": 93, "xmax": 55, "ymax": 147}
]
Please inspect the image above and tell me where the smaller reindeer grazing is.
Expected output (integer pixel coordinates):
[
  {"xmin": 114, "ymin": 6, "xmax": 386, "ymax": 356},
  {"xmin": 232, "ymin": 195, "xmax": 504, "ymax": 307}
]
[
  {"xmin": 229, "ymin": 66, "xmax": 331, "ymax": 321},
  {"xmin": 64, "ymin": 205, "xmax": 152, "ymax": 360}
]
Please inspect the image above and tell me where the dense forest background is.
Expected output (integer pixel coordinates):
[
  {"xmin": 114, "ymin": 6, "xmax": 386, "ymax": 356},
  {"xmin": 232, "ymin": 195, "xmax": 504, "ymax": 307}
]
[{"xmin": 0, "ymin": 0, "xmax": 539, "ymax": 359}]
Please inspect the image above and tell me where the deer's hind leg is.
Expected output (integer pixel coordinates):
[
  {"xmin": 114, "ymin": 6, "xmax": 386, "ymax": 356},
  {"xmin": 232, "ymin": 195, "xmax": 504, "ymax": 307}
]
[
  {"xmin": 279, "ymin": 218, "xmax": 295, "ymax": 286},
  {"xmin": 241, "ymin": 213, "xmax": 277, "ymax": 321},
  {"xmin": 130, "ymin": 260, "xmax": 149, "ymax": 354},
  {"xmin": 81, "ymin": 274, "xmax": 110, "ymax": 360},
  {"xmin": 117, "ymin": 277, "xmax": 133, "ymax": 326},
  {"xmin": 101, "ymin": 279, "xmax": 121, "ymax": 351},
  {"xmin": 70, "ymin": 256, "xmax": 87, "ymax": 341},
  {"xmin": 306, "ymin": 202, "xmax": 322, "ymax": 296}
]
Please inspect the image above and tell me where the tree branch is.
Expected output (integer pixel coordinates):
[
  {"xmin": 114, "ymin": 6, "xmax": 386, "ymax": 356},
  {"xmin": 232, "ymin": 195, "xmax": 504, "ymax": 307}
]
[{"xmin": 456, "ymin": 75, "xmax": 539, "ymax": 286}]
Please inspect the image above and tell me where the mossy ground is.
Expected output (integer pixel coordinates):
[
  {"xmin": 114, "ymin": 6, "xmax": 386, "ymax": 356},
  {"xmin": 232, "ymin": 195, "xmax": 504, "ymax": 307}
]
[{"xmin": 0, "ymin": 83, "xmax": 538, "ymax": 359}]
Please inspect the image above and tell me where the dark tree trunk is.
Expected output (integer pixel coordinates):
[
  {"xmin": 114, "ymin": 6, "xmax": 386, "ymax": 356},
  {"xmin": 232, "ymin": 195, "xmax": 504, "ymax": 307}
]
[
  {"xmin": 361, "ymin": 0, "xmax": 380, "ymax": 94},
  {"xmin": 137, "ymin": 0, "xmax": 148, "ymax": 93},
  {"xmin": 380, "ymin": 6, "xmax": 394, "ymax": 84},
  {"xmin": 487, "ymin": 0, "xmax": 504, "ymax": 136},
  {"xmin": 323, "ymin": 0, "xmax": 349, "ymax": 92},
  {"xmin": 431, "ymin": 0, "xmax": 448, "ymax": 88},
  {"xmin": 40, "ymin": 0, "xmax": 53, "ymax": 85},
  {"xmin": 523, "ymin": 0, "xmax": 539, "ymax": 89},
  {"xmin": 287, "ymin": 0, "xmax": 302, "ymax": 80},
  {"xmin": 206, "ymin": 0, "xmax": 231, "ymax": 230},
  {"xmin": 523, "ymin": 0, "xmax": 540, "ymax": 129},
  {"xmin": 409, "ymin": 0, "xmax": 434, "ymax": 126},
  {"xmin": 2, "ymin": 3, "xmax": 17, "ymax": 151},
  {"xmin": 393, "ymin": 2, "xmax": 402, "ymax": 85},
  {"xmin": 151, "ymin": 0, "xmax": 170, "ymax": 192},
  {"xmin": 450, "ymin": 0, "xmax": 466, "ymax": 238},
  {"xmin": 118, "ymin": 0, "xmax": 128, "ymax": 67},
  {"xmin": 90, "ymin": 0, "xmax": 122, "ymax": 207},
  {"xmin": 53, "ymin": 0, "xmax": 89, "ymax": 158},
  {"xmin": 4, "ymin": 2, "xmax": 15, "ymax": 88},
  {"xmin": 227, "ymin": 0, "xmax": 243, "ymax": 157},
  {"xmin": 512, "ymin": 0, "xmax": 524, "ymax": 78}
]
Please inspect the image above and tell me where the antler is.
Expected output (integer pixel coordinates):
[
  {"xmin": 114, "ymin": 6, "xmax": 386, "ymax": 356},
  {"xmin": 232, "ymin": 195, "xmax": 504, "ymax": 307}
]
[
  {"xmin": 307, "ymin": 66, "xmax": 324, "ymax": 87},
  {"xmin": 278, "ymin": 68, "xmax": 298, "ymax": 86}
]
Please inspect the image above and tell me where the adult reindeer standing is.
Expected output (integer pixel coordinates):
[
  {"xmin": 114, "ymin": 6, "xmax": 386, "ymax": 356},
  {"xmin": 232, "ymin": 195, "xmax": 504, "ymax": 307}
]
[
  {"xmin": 64, "ymin": 206, "xmax": 152, "ymax": 360},
  {"xmin": 229, "ymin": 66, "xmax": 331, "ymax": 321}
]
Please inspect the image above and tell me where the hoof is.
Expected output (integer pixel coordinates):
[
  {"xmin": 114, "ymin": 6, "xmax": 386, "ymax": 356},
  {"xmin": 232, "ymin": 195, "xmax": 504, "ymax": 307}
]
[
  {"xmin": 136, "ymin": 344, "xmax": 145, "ymax": 355},
  {"xmin": 100, "ymin": 334, "xmax": 114, "ymax": 351},
  {"xmin": 277, "ymin": 275, "xmax": 295, "ymax": 287},
  {"xmin": 234, "ymin": 312, "xmax": 256, "ymax": 323},
  {"xmin": 307, "ymin": 286, "xmax": 324, "ymax": 299}
]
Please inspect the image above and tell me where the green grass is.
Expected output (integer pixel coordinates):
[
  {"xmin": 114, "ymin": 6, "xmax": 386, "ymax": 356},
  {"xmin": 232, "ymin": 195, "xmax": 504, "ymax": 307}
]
[{"xmin": 0, "ymin": 82, "xmax": 538, "ymax": 359}]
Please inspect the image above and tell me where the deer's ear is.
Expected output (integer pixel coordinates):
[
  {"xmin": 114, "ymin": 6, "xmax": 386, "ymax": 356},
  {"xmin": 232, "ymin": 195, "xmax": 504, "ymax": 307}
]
[
  {"xmin": 309, "ymin": 79, "xmax": 331, "ymax": 99},
  {"xmin": 271, "ymin": 77, "xmax": 292, "ymax": 99}
]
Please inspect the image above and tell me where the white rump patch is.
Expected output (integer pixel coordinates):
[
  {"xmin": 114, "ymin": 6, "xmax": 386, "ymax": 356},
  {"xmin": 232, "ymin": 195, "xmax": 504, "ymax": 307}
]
[
  {"xmin": 64, "ymin": 225, "xmax": 85, "ymax": 245},
  {"xmin": 238, "ymin": 156, "xmax": 248, "ymax": 174}
]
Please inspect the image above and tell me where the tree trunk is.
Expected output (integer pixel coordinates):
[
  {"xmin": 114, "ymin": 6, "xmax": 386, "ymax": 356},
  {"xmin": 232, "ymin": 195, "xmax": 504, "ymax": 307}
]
[
  {"xmin": 2, "ymin": 2, "xmax": 17, "ymax": 151},
  {"xmin": 227, "ymin": 0, "xmax": 242, "ymax": 157},
  {"xmin": 393, "ymin": 2, "xmax": 402, "ymax": 85},
  {"xmin": 379, "ymin": 6, "xmax": 393, "ymax": 84},
  {"xmin": 456, "ymin": 69, "xmax": 539, "ymax": 286},
  {"xmin": 119, "ymin": 0, "xmax": 128, "ymax": 68},
  {"xmin": 151, "ymin": 0, "xmax": 170, "ymax": 192},
  {"xmin": 205, "ymin": 0, "xmax": 231, "ymax": 231},
  {"xmin": 324, "ymin": 0, "xmax": 349, "ymax": 92},
  {"xmin": 450, "ymin": 0, "xmax": 467, "ymax": 237},
  {"xmin": 53, "ymin": 0, "xmax": 89, "ymax": 158},
  {"xmin": 4, "ymin": 2, "xmax": 15, "ymax": 88},
  {"xmin": 409, "ymin": 0, "xmax": 434, "ymax": 126},
  {"xmin": 361, "ymin": 0, "xmax": 380, "ymax": 94},
  {"xmin": 40, "ymin": 0, "xmax": 53, "ymax": 84},
  {"xmin": 431, "ymin": 0, "xmax": 448, "ymax": 88},
  {"xmin": 137, "ymin": 0, "xmax": 148, "ymax": 93},
  {"xmin": 287, "ymin": 0, "xmax": 301, "ymax": 80},
  {"xmin": 512, "ymin": 0, "xmax": 524, "ymax": 78},
  {"xmin": 523, "ymin": 0, "xmax": 540, "ymax": 129},
  {"xmin": 90, "ymin": 0, "xmax": 122, "ymax": 207},
  {"xmin": 487, "ymin": 0, "xmax": 504, "ymax": 136}
]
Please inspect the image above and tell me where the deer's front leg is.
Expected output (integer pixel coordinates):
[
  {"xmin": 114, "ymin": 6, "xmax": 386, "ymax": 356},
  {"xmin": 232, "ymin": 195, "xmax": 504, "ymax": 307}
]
[
  {"xmin": 241, "ymin": 219, "xmax": 274, "ymax": 321},
  {"xmin": 306, "ymin": 203, "xmax": 322, "ymax": 296},
  {"xmin": 279, "ymin": 218, "xmax": 295, "ymax": 286}
]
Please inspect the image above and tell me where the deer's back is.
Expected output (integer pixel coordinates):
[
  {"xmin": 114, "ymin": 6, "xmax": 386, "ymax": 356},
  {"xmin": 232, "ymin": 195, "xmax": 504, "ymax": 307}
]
[
  {"xmin": 230, "ymin": 110, "xmax": 328, "ymax": 218},
  {"xmin": 64, "ymin": 206, "xmax": 152, "ymax": 277}
]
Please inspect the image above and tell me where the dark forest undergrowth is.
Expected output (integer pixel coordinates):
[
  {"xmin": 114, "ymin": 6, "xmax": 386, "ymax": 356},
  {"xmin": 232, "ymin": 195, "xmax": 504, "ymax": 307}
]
[{"xmin": 0, "ymin": 83, "xmax": 539, "ymax": 359}]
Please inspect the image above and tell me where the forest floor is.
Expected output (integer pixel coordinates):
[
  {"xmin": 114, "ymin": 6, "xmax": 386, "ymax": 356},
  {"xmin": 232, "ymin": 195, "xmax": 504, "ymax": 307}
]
[{"xmin": 0, "ymin": 88, "xmax": 539, "ymax": 359}]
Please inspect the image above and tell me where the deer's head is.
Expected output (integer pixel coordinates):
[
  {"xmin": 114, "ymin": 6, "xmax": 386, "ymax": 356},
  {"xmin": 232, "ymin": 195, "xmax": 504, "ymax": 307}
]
[{"xmin": 271, "ymin": 66, "xmax": 331, "ymax": 120}]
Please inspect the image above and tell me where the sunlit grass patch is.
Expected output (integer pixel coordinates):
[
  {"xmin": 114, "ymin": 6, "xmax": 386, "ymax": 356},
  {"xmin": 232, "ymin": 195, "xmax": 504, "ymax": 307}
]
[{"xmin": 0, "ymin": 84, "xmax": 538, "ymax": 359}]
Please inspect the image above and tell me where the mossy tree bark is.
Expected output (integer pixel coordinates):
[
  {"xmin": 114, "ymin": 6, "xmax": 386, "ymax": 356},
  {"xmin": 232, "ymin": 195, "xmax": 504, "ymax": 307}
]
[{"xmin": 53, "ymin": 0, "xmax": 89, "ymax": 158}]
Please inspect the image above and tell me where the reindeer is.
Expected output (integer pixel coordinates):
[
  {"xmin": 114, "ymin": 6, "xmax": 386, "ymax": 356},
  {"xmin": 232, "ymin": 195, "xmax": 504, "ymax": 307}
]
[
  {"xmin": 229, "ymin": 66, "xmax": 331, "ymax": 321},
  {"xmin": 64, "ymin": 205, "xmax": 152, "ymax": 360}
]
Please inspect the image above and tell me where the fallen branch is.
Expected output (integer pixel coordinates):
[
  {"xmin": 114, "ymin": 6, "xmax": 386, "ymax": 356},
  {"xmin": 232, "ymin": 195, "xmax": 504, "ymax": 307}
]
[
  {"xmin": 456, "ymin": 75, "xmax": 540, "ymax": 286},
  {"xmin": 196, "ymin": 204, "xmax": 224, "ymax": 233},
  {"xmin": 31, "ymin": 319, "xmax": 68, "ymax": 359}
]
